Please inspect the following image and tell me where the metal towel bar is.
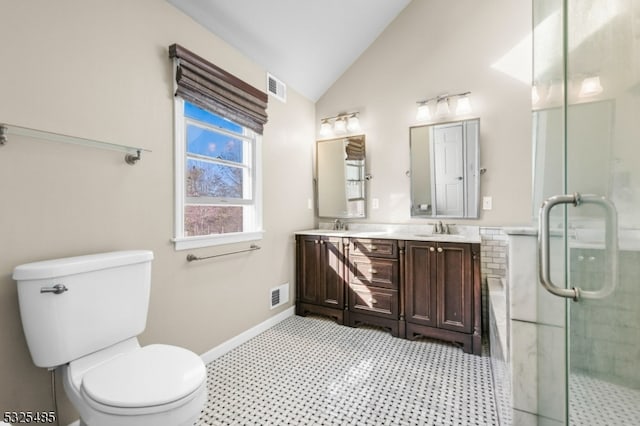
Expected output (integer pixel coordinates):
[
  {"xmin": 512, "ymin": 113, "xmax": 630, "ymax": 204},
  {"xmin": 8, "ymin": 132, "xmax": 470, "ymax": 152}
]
[{"xmin": 186, "ymin": 244, "xmax": 261, "ymax": 262}]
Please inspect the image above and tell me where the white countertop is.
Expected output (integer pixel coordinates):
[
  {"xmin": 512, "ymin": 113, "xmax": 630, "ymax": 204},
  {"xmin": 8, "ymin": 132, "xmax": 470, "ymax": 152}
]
[{"xmin": 295, "ymin": 225, "xmax": 482, "ymax": 244}]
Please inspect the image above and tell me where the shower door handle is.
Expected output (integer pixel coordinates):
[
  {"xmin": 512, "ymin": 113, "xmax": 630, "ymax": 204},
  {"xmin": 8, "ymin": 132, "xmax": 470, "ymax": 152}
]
[{"xmin": 538, "ymin": 193, "xmax": 618, "ymax": 301}]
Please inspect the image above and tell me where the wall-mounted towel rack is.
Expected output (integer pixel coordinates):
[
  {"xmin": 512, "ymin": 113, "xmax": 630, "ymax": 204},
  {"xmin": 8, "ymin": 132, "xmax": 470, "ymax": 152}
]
[
  {"xmin": 186, "ymin": 244, "xmax": 261, "ymax": 262},
  {"xmin": 0, "ymin": 123, "xmax": 150, "ymax": 165}
]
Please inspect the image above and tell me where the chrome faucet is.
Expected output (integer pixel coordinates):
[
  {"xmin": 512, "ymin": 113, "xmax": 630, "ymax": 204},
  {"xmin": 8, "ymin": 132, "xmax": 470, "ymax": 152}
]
[
  {"xmin": 433, "ymin": 221, "xmax": 449, "ymax": 234},
  {"xmin": 333, "ymin": 219, "xmax": 346, "ymax": 231}
]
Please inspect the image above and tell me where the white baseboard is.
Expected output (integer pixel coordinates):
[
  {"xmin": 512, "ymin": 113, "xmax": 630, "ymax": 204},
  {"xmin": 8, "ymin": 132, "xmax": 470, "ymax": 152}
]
[{"xmin": 200, "ymin": 306, "xmax": 295, "ymax": 364}]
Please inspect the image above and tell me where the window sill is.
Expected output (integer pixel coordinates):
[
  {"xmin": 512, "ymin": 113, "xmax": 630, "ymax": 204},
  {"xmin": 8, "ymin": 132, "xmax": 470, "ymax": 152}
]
[{"xmin": 172, "ymin": 231, "xmax": 264, "ymax": 251}]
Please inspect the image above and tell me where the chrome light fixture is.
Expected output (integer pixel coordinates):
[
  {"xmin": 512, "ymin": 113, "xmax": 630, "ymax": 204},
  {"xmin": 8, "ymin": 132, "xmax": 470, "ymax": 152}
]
[
  {"xmin": 579, "ymin": 76, "xmax": 603, "ymax": 97},
  {"xmin": 455, "ymin": 93, "xmax": 472, "ymax": 115},
  {"xmin": 319, "ymin": 119, "xmax": 332, "ymax": 137},
  {"xmin": 318, "ymin": 112, "xmax": 361, "ymax": 137},
  {"xmin": 416, "ymin": 102, "xmax": 431, "ymax": 121},
  {"xmin": 415, "ymin": 92, "xmax": 472, "ymax": 121}
]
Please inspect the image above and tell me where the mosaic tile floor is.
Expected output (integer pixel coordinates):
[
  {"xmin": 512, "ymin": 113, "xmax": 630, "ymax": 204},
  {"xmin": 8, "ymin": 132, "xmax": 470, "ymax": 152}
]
[
  {"xmin": 197, "ymin": 315, "xmax": 498, "ymax": 425},
  {"xmin": 570, "ymin": 372, "xmax": 640, "ymax": 426}
]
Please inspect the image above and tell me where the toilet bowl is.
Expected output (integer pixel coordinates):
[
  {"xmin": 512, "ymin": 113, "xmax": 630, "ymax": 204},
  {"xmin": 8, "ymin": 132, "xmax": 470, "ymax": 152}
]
[
  {"xmin": 62, "ymin": 339, "xmax": 207, "ymax": 426},
  {"xmin": 13, "ymin": 251, "xmax": 207, "ymax": 425}
]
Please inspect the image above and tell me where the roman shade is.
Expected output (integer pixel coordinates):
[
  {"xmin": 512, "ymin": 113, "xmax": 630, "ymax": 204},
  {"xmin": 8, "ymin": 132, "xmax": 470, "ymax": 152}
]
[{"xmin": 169, "ymin": 44, "xmax": 268, "ymax": 134}]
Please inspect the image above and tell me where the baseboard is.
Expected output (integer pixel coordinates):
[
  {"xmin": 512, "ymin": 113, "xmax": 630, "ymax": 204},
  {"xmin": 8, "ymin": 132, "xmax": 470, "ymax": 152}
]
[{"xmin": 200, "ymin": 306, "xmax": 295, "ymax": 364}]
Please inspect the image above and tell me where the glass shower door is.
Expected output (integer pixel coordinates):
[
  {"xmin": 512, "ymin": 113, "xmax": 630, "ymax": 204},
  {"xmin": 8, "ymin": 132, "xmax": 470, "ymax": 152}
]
[{"xmin": 534, "ymin": 0, "xmax": 640, "ymax": 424}]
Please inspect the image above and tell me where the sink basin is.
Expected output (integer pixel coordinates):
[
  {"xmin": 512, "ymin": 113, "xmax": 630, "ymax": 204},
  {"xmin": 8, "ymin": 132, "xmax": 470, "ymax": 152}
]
[
  {"xmin": 301, "ymin": 229, "xmax": 348, "ymax": 235},
  {"xmin": 413, "ymin": 233, "xmax": 468, "ymax": 240}
]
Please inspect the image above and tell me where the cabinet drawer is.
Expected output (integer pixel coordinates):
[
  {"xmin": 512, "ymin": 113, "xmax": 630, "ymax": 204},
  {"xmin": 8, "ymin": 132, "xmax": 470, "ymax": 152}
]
[
  {"xmin": 349, "ymin": 284, "xmax": 398, "ymax": 318},
  {"xmin": 351, "ymin": 238, "xmax": 398, "ymax": 258},
  {"xmin": 349, "ymin": 256, "xmax": 398, "ymax": 289}
]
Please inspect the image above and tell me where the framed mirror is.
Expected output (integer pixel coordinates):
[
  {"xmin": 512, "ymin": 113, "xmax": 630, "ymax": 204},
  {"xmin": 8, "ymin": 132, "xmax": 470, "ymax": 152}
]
[
  {"xmin": 316, "ymin": 135, "xmax": 366, "ymax": 218},
  {"xmin": 410, "ymin": 119, "xmax": 480, "ymax": 218}
]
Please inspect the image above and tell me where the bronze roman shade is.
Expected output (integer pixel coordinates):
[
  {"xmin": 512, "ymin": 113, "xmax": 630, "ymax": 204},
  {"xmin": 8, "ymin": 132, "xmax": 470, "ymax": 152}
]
[{"xmin": 169, "ymin": 43, "xmax": 268, "ymax": 134}]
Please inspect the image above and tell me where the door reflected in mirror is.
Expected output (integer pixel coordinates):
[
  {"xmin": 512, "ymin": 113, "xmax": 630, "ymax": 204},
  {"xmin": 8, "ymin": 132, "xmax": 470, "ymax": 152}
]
[
  {"xmin": 317, "ymin": 135, "xmax": 366, "ymax": 218},
  {"xmin": 410, "ymin": 119, "xmax": 480, "ymax": 218}
]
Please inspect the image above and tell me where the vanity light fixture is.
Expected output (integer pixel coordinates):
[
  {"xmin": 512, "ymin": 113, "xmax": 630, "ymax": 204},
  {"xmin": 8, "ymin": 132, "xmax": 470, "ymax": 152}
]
[
  {"xmin": 415, "ymin": 92, "xmax": 472, "ymax": 121},
  {"xmin": 416, "ymin": 102, "xmax": 431, "ymax": 121},
  {"xmin": 436, "ymin": 97, "xmax": 450, "ymax": 117},
  {"xmin": 333, "ymin": 117, "xmax": 347, "ymax": 134},
  {"xmin": 531, "ymin": 85, "xmax": 540, "ymax": 105},
  {"xmin": 579, "ymin": 75, "xmax": 603, "ymax": 97},
  {"xmin": 455, "ymin": 94, "xmax": 472, "ymax": 115},
  {"xmin": 318, "ymin": 112, "xmax": 361, "ymax": 137},
  {"xmin": 319, "ymin": 119, "xmax": 332, "ymax": 137}
]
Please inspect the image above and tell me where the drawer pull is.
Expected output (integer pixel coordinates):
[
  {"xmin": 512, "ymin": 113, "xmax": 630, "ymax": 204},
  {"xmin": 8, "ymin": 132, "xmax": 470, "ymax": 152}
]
[
  {"xmin": 369, "ymin": 269, "xmax": 378, "ymax": 274},
  {"xmin": 369, "ymin": 245, "xmax": 378, "ymax": 251},
  {"xmin": 430, "ymin": 247, "xmax": 435, "ymax": 252},
  {"xmin": 437, "ymin": 247, "xmax": 443, "ymax": 253},
  {"xmin": 370, "ymin": 298, "xmax": 377, "ymax": 304}
]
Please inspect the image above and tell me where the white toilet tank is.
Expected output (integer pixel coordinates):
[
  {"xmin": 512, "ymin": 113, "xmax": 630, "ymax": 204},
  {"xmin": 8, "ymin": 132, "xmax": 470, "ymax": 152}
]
[{"xmin": 13, "ymin": 250, "xmax": 154, "ymax": 368}]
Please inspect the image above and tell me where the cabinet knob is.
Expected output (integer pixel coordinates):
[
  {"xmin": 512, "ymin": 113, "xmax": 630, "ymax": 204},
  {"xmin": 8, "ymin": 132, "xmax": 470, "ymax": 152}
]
[
  {"xmin": 369, "ymin": 245, "xmax": 378, "ymax": 251},
  {"xmin": 370, "ymin": 298, "xmax": 377, "ymax": 304},
  {"xmin": 369, "ymin": 269, "xmax": 378, "ymax": 274},
  {"xmin": 437, "ymin": 247, "xmax": 443, "ymax": 253},
  {"xmin": 429, "ymin": 247, "xmax": 435, "ymax": 252}
]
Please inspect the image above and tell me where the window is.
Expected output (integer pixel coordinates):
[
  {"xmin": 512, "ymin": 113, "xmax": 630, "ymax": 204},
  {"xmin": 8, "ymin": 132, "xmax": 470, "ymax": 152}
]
[{"xmin": 169, "ymin": 44, "xmax": 268, "ymax": 250}]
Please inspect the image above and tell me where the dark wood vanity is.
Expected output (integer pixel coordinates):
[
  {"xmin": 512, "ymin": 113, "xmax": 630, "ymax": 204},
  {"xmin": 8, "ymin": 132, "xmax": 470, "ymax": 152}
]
[{"xmin": 295, "ymin": 233, "xmax": 482, "ymax": 355}]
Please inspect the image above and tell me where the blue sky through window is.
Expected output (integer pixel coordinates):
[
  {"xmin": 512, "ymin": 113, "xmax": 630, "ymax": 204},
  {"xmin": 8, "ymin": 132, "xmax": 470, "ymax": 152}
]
[{"xmin": 185, "ymin": 102, "xmax": 242, "ymax": 134}]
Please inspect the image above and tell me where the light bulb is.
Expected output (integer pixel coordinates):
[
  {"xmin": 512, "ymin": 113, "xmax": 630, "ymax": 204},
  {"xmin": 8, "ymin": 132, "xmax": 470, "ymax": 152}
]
[
  {"xmin": 416, "ymin": 103, "xmax": 430, "ymax": 121},
  {"xmin": 531, "ymin": 85, "xmax": 540, "ymax": 105},
  {"xmin": 319, "ymin": 120, "xmax": 332, "ymax": 137},
  {"xmin": 455, "ymin": 95, "xmax": 472, "ymax": 115},
  {"xmin": 436, "ymin": 99, "xmax": 450, "ymax": 117},
  {"xmin": 579, "ymin": 76, "xmax": 603, "ymax": 97},
  {"xmin": 347, "ymin": 115, "xmax": 361, "ymax": 132}
]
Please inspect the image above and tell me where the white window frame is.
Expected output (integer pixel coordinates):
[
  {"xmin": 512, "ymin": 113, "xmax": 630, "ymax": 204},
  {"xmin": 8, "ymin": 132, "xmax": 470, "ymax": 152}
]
[{"xmin": 172, "ymin": 96, "xmax": 263, "ymax": 250}]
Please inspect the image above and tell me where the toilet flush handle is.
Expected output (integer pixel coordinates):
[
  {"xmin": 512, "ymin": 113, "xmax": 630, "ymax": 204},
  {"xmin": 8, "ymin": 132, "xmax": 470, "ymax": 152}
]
[{"xmin": 40, "ymin": 284, "xmax": 68, "ymax": 295}]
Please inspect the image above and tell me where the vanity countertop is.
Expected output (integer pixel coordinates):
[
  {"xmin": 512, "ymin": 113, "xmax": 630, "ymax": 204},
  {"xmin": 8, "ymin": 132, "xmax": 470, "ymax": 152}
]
[{"xmin": 295, "ymin": 227, "xmax": 482, "ymax": 244}]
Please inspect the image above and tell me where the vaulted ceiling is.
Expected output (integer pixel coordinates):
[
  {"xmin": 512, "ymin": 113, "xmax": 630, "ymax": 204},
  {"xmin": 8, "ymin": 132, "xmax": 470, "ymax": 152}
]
[{"xmin": 166, "ymin": 0, "xmax": 412, "ymax": 101}]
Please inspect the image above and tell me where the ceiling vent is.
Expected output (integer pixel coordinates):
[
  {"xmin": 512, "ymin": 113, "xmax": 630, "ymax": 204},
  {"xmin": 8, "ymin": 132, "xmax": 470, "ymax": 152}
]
[{"xmin": 267, "ymin": 73, "xmax": 287, "ymax": 103}]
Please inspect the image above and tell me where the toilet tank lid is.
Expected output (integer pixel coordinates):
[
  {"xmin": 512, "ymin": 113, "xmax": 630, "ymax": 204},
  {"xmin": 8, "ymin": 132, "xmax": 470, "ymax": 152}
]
[{"xmin": 13, "ymin": 250, "xmax": 154, "ymax": 281}]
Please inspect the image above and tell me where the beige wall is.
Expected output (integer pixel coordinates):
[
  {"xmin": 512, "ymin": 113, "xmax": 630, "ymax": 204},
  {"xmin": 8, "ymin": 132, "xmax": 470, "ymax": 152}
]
[
  {"xmin": 317, "ymin": 0, "xmax": 533, "ymax": 226},
  {"xmin": 0, "ymin": 0, "xmax": 315, "ymax": 422}
]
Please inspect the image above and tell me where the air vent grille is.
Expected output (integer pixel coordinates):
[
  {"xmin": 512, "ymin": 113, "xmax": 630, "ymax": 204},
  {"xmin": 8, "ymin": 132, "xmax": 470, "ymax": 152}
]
[
  {"xmin": 270, "ymin": 283, "xmax": 289, "ymax": 309},
  {"xmin": 267, "ymin": 73, "xmax": 286, "ymax": 103}
]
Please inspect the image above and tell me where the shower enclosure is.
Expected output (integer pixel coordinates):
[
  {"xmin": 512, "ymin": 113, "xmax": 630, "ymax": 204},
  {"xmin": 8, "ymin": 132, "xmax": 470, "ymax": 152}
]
[{"xmin": 533, "ymin": 0, "xmax": 640, "ymax": 424}]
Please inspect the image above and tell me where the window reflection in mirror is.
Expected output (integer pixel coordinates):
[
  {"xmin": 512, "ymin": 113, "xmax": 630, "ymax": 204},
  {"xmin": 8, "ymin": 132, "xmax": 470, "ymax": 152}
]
[
  {"xmin": 410, "ymin": 119, "xmax": 480, "ymax": 218},
  {"xmin": 317, "ymin": 135, "xmax": 366, "ymax": 218}
]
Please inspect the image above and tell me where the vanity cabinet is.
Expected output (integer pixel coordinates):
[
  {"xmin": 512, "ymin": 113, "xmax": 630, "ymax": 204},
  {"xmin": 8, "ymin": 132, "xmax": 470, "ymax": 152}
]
[
  {"xmin": 294, "ymin": 232, "xmax": 482, "ymax": 354},
  {"xmin": 346, "ymin": 238, "xmax": 404, "ymax": 337},
  {"xmin": 405, "ymin": 241, "xmax": 481, "ymax": 355},
  {"xmin": 295, "ymin": 235, "xmax": 346, "ymax": 324}
]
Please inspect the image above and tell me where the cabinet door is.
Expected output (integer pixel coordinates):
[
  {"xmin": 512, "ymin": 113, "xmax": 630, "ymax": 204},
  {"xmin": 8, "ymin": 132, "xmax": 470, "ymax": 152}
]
[
  {"xmin": 436, "ymin": 243, "xmax": 472, "ymax": 333},
  {"xmin": 405, "ymin": 241, "xmax": 437, "ymax": 327},
  {"xmin": 297, "ymin": 236, "xmax": 320, "ymax": 304},
  {"xmin": 319, "ymin": 237, "xmax": 344, "ymax": 308}
]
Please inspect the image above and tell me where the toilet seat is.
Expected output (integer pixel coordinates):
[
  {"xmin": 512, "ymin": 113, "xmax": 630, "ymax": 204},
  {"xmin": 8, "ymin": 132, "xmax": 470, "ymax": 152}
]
[
  {"xmin": 63, "ymin": 341, "xmax": 207, "ymax": 426},
  {"xmin": 77, "ymin": 344, "xmax": 206, "ymax": 415}
]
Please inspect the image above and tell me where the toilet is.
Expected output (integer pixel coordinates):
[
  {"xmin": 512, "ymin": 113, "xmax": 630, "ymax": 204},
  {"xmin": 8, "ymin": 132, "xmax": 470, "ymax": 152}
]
[{"xmin": 13, "ymin": 250, "xmax": 207, "ymax": 426}]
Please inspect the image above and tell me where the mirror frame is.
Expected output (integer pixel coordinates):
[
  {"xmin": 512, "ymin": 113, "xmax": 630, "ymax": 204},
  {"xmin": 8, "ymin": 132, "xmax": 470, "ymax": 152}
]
[
  {"xmin": 316, "ymin": 135, "xmax": 367, "ymax": 219},
  {"xmin": 409, "ymin": 118, "xmax": 480, "ymax": 219}
]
